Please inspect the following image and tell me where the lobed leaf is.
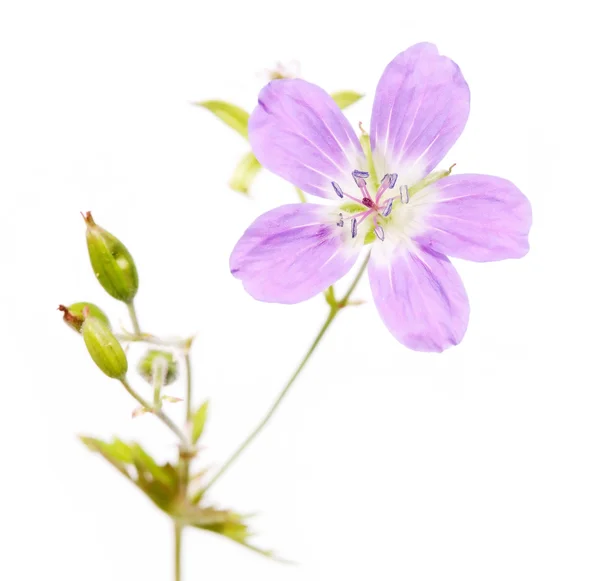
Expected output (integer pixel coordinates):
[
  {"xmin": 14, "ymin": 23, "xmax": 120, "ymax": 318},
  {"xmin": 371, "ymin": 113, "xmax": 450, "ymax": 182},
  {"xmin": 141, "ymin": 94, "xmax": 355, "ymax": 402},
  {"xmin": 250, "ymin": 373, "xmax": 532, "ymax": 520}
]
[
  {"xmin": 189, "ymin": 509, "xmax": 282, "ymax": 561},
  {"xmin": 80, "ymin": 436, "xmax": 178, "ymax": 511},
  {"xmin": 80, "ymin": 436, "xmax": 281, "ymax": 559}
]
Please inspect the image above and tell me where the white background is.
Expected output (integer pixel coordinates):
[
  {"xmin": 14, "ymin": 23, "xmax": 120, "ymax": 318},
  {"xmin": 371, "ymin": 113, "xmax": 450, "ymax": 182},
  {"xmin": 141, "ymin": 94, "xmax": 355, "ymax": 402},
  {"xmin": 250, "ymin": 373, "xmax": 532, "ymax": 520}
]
[{"xmin": 0, "ymin": 1, "xmax": 598, "ymax": 579}]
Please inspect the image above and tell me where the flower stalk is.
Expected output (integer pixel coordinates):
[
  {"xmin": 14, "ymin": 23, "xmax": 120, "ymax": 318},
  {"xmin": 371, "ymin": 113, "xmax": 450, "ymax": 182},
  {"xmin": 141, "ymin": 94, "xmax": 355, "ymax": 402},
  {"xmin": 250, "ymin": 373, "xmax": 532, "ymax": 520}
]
[
  {"xmin": 119, "ymin": 377, "xmax": 187, "ymax": 443},
  {"xmin": 203, "ymin": 250, "xmax": 371, "ymax": 493},
  {"xmin": 127, "ymin": 301, "xmax": 142, "ymax": 335},
  {"xmin": 174, "ymin": 522, "xmax": 183, "ymax": 581}
]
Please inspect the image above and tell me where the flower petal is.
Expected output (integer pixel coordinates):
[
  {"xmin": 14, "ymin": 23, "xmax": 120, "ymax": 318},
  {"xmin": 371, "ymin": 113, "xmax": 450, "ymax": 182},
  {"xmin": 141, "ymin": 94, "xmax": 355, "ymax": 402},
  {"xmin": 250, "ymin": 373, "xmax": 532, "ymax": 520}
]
[
  {"xmin": 416, "ymin": 174, "xmax": 532, "ymax": 262},
  {"xmin": 249, "ymin": 79, "xmax": 366, "ymax": 199},
  {"xmin": 230, "ymin": 203, "xmax": 361, "ymax": 303},
  {"xmin": 370, "ymin": 43, "xmax": 470, "ymax": 183},
  {"xmin": 368, "ymin": 245, "xmax": 469, "ymax": 352}
]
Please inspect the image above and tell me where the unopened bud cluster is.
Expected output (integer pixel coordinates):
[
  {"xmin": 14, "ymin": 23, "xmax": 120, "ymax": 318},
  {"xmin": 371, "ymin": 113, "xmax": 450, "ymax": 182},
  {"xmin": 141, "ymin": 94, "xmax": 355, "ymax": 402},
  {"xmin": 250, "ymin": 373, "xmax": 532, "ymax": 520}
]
[{"xmin": 138, "ymin": 350, "xmax": 179, "ymax": 386}]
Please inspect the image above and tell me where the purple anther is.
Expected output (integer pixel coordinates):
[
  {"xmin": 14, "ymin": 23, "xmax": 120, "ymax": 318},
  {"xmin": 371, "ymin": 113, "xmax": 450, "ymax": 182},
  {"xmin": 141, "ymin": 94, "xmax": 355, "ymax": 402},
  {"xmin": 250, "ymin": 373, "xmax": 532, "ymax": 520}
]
[
  {"xmin": 399, "ymin": 184, "xmax": 409, "ymax": 204},
  {"xmin": 374, "ymin": 224, "xmax": 385, "ymax": 241},
  {"xmin": 351, "ymin": 217, "xmax": 358, "ymax": 238},
  {"xmin": 352, "ymin": 170, "xmax": 370, "ymax": 179},
  {"xmin": 388, "ymin": 173, "xmax": 398, "ymax": 188},
  {"xmin": 382, "ymin": 198, "xmax": 393, "ymax": 217},
  {"xmin": 332, "ymin": 181, "xmax": 344, "ymax": 198},
  {"xmin": 336, "ymin": 213, "xmax": 344, "ymax": 227}
]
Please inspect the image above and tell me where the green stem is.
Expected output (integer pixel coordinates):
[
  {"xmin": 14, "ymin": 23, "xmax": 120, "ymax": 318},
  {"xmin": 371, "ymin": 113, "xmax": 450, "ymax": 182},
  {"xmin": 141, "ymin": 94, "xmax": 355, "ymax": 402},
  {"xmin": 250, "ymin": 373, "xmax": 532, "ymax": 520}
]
[
  {"xmin": 179, "ymin": 347, "xmax": 194, "ymax": 504},
  {"xmin": 174, "ymin": 522, "xmax": 182, "ymax": 581},
  {"xmin": 126, "ymin": 301, "xmax": 142, "ymax": 335},
  {"xmin": 184, "ymin": 351, "xmax": 193, "ymax": 423},
  {"xmin": 119, "ymin": 377, "xmax": 187, "ymax": 444},
  {"xmin": 115, "ymin": 333, "xmax": 187, "ymax": 348},
  {"xmin": 173, "ymin": 348, "xmax": 194, "ymax": 581},
  {"xmin": 152, "ymin": 356, "xmax": 168, "ymax": 410},
  {"xmin": 204, "ymin": 251, "xmax": 371, "ymax": 492}
]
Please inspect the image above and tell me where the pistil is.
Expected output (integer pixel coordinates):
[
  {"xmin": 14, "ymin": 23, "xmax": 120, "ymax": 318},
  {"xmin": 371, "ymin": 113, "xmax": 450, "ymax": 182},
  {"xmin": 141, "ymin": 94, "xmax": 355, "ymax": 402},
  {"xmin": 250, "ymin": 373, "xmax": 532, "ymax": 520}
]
[{"xmin": 331, "ymin": 169, "xmax": 409, "ymax": 242}]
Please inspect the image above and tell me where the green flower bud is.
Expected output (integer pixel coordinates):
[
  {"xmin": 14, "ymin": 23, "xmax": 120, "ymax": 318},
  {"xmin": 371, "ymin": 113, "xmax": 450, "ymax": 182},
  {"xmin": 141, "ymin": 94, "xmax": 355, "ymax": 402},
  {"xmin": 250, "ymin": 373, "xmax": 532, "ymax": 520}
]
[
  {"xmin": 82, "ymin": 309, "xmax": 128, "ymax": 379},
  {"xmin": 58, "ymin": 302, "xmax": 110, "ymax": 333},
  {"xmin": 137, "ymin": 350, "xmax": 178, "ymax": 386},
  {"xmin": 83, "ymin": 212, "xmax": 139, "ymax": 303}
]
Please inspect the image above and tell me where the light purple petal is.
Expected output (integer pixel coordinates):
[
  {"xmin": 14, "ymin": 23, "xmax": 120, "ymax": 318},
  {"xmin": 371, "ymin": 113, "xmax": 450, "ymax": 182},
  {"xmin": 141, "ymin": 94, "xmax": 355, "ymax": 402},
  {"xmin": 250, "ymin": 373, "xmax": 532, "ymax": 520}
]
[
  {"xmin": 230, "ymin": 203, "xmax": 361, "ymax": 303},
  {"xmin": 370, "ymin": 43, "xmax": 470, "ymax": 182},
  {"xmin": 249, "ymin": 79, "xmax": 366, "ymax": 199},
  {"xmin": 368, "ymin": 246, "xmax": 469, "ymax": 352},
  {"xmin": 416, "ymin": 174, "xmax": 532, "ymax": 262}
]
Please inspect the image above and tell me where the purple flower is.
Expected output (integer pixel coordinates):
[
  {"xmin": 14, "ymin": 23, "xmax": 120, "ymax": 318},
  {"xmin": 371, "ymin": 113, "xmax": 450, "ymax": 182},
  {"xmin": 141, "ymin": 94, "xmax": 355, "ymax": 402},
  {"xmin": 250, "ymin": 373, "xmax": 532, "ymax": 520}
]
[{"xmin": 230, "ymin": 43, "xmax": 532, "ymax": 352}]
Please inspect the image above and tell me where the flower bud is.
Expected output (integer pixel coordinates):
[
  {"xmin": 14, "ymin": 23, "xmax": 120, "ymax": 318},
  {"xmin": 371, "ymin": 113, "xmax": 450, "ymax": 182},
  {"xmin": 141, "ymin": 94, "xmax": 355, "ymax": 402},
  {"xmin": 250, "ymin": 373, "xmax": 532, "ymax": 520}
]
[
  {"xmin": 83, "ymin": 212, "xmax": 139, "ymax": 303},
  {"xmin": 58, "ymin": 302, "xmax": 110, "ymax": 333},
  {"xmin": 137, "ymin": 350, "xmax": 178, "ymax": 386},
  {"xmin": 82, "ymin": 309, "xmax": 128, "ymax": 379}
]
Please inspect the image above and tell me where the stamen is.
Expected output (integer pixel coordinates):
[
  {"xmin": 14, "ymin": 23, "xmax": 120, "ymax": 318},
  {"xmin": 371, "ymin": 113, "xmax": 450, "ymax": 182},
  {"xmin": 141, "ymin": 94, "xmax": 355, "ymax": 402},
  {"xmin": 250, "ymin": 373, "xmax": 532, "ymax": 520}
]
[
  {"xmin": 336, "ymin": 213, "xmax": 344, "ymax": 227},
  {"xmin": 374, "ymin": 224, "xmax": 385, "ymax": 241},
  {"xmin": 399, "ymin": 184, "xmax": 409, "ymax": 204},
  {"xmin": 375, "ymin": 172, "xmax": 399, "ymax": 203},
  {"xmin": 354, "ymin": 175, "xmax": 371, "ymax": 200},
  {"xmin": 332, "ymin": 181, "xmax": 344, "ymax": 198},
  {"xmin": 350, "ymin": 209, "xmax": 373, "ymax": 223},
  {"xmin": 353, "ymin": 175, "xmax": 367, "ymax": 188},
  {"xmin": 351, "ymin": 218, "xmax": 358, "ymax": 238},
  {"xmin": 344, "ymin": 191, "xmax": 368, "ymax": 204},
  {"xmin": 353, "ymin": 169, "xmax": 370, "ymax": 194},
  {"xmin": 382, "ymin": 198, "xmax": 393, "ymax": 217}
]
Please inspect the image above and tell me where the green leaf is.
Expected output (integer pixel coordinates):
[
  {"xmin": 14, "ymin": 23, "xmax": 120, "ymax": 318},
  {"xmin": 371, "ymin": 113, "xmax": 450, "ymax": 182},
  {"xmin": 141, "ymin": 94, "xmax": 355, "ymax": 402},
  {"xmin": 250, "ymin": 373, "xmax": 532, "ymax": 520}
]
[
  {"xmin": 80, "ymin": 436, "xmax": 178, "ymax": 512},
  {"xmin": 80, "ymin": 436, "xmax": 134, "ymax": 478},
  {"xmin": 191, "ymin": 401, "xmax": 209, "ymax": 445},
  {"xmin": 330, "ymin": 90, "xmax": 364, "ymax": 110},
  {"xmin": 190, "ymin": 509, "xmax": 285, "ymax": 561},
  {"xmin": 195, "ymin": 101, "xmax": 249, "ymax": 139},
  {"xmin": 130, "ymin": 444, "xmax": 176, "ymax": 489},
  {"xmin": 182, "ymin": 506, "xmax": 232, "ymax": 526},
  {"xmin": 229, "ymin": 152, "xmax": 262, "ymax": 195},
  {"xmin": 81, "ymin": 436, "xmax": 283, "ymax": 560}
]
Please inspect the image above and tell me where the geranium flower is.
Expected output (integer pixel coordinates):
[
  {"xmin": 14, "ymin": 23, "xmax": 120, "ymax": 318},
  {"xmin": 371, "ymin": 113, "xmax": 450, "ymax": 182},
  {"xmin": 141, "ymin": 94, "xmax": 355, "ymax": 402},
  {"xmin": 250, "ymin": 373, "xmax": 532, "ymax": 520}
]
[{"xmin": 230, "ymin": 43, "xmax": 532, "ymax": 352}]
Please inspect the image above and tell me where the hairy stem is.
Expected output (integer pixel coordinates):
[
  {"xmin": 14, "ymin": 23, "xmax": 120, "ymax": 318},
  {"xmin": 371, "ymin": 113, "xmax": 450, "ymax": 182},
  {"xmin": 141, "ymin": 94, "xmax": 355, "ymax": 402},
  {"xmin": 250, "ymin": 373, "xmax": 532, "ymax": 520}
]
[
  {"xmin": 204, "ymin": 251, "xmax": 371, "ymax": 492},
  {"xmin": 174, "ymin": 343, "xmax": 194, "ymax": 580},
  {"xmin": 184, "ymin": 350, "xmax": 193, "ymax": 424},
  {"xmin": 119, "ymin": 377, "xmax": 187, "ymax": 444},
  {"xmin": 152, "ymin": 355, "xmax": 168, "ymax": 409},
  {"xmin": 122, "ymin": 291, "xmax": 193, "ymax": 580},
  {"xmin": 116, "ymin": 332, "xmax": 188, "ymax": 348},
  {"xmin": 174, "ymin": 523, "xmax": 182, "ymax": 581},
  {"xmin": 126, "ymin": 301, "xmax": 142, "ymax": 335},
  {"xmin": 179, "ymin": 348, "xmax": 194, "ymax": 501}
]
